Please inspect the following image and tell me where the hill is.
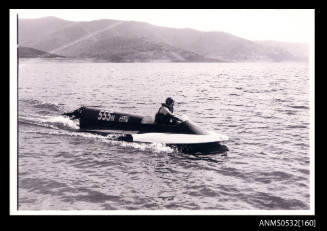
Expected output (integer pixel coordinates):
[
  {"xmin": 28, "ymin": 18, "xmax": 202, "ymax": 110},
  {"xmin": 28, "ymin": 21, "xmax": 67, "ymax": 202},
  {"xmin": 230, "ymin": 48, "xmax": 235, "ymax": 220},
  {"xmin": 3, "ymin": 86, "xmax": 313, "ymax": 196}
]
[
  {"xmin": 18, "ymin": 17, "xmax": 308, "ymax": 62},
  {"xmin": 255, "ymin": 40, "xmax": 309, "ymax": 62},
  {"xmin": 18, "ymin": 46, "xmax": 65, "ymax": 58}
]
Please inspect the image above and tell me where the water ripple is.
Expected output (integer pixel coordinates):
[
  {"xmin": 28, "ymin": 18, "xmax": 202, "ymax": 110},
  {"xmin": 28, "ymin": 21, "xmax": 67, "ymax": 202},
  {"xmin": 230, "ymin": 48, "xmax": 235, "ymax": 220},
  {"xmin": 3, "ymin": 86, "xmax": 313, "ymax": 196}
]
[{"xmin": 18, "ymin": 62, "xmax": 311, "ymax": 211}]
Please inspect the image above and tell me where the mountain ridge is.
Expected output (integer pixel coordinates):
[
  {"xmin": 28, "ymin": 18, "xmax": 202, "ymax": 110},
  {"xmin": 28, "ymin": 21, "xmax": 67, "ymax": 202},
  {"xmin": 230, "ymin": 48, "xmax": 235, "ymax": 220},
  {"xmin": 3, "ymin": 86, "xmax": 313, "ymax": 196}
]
[{"xmin": 18, "ymin": 17, "xmax": 309, "ymax": 62}]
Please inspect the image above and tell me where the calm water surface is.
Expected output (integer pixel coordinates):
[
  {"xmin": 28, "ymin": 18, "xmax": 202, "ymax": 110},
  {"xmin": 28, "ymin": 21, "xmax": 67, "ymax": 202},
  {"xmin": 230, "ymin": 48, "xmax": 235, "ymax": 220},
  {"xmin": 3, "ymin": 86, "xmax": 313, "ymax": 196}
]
[{"xmin": 18, "ymin": 60, "xmax": 311, "ymax": 210}]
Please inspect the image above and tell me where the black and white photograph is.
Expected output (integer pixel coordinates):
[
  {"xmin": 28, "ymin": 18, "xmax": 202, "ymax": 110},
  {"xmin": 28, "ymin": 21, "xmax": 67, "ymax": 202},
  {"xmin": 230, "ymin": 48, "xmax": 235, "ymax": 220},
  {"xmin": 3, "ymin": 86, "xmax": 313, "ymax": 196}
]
[{"xmin": 10, "ymin": 9, "xmax": 314, "ymax": 216}]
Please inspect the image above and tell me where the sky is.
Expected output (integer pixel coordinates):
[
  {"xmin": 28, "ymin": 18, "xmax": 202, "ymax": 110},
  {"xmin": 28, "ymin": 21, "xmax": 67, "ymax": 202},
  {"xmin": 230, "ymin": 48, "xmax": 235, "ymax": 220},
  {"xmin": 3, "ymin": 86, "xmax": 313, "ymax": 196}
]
[{"xmin": 15, "ymin": 9, "xmax": 314, "ymax": 43}]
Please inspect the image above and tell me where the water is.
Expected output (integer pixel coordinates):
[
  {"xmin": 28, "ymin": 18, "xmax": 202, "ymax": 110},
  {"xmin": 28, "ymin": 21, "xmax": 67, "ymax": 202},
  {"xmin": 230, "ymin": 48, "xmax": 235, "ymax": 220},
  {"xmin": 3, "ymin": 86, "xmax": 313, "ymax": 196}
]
[{"xmin": 17, "ymin": 59, "xmax": 311, "ymax": 210}]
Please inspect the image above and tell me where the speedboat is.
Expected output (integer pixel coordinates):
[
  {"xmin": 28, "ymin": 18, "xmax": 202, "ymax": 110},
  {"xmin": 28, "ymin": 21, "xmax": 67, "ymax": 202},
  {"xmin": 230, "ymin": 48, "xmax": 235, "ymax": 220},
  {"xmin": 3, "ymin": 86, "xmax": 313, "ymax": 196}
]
[{"xmin": 63, "ymin": 106, "xmax": 229, "ymax": 153}]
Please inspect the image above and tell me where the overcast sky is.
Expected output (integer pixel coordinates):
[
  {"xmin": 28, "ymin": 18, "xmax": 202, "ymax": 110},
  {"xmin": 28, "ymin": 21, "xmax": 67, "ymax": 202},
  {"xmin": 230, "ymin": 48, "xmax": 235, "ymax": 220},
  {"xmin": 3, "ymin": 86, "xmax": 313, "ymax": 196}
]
[{"xmin": 16, "ymin": 9, "xmax": 314, "ymax": 43}]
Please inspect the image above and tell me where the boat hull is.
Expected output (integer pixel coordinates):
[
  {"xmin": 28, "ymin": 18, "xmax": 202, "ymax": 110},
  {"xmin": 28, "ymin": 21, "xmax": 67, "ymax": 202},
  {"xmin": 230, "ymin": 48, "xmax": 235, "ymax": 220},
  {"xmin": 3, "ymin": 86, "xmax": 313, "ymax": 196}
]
[{"xmin": 65, "ymin": 107, "xmax": 229, "ymax": 148}]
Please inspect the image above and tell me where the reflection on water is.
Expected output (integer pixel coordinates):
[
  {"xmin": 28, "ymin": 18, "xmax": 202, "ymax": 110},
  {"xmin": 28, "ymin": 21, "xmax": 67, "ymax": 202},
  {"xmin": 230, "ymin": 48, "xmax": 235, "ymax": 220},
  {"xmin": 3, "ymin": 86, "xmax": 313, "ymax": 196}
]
[{"xmin": 171, "ymin": 143, "xmax": 229, "ymax": 155}]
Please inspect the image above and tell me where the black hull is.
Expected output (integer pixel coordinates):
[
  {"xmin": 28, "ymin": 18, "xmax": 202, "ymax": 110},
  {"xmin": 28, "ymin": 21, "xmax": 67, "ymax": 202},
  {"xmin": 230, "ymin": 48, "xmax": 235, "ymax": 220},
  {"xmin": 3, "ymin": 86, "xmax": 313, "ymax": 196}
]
[{"xmin": 70, "ymin": 107, "xmax": 208, "ymax": 135}]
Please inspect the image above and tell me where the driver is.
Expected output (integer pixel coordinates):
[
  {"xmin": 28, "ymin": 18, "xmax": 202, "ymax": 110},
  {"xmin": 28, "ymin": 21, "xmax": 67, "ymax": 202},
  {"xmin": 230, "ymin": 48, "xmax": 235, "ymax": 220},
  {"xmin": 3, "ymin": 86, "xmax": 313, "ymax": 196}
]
[{"xmin": 155, "ymin": 97, "xmax": 182, "ymax": 125}]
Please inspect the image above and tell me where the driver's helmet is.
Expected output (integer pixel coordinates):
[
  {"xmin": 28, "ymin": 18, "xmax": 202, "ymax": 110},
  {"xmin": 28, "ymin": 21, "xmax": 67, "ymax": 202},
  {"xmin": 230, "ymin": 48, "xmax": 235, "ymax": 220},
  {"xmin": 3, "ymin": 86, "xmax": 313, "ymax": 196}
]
[{"xmin": 165, "ymin": 97, "xmax": 175, "ymax": 105}]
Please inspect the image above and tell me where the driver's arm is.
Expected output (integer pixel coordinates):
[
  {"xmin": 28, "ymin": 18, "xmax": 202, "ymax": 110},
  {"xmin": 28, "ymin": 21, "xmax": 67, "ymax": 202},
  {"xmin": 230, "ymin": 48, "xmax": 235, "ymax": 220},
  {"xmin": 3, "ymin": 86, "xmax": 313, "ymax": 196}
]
[{"xmin": 160, "ymin": 107, "xmax": 182, "ymax": 122}]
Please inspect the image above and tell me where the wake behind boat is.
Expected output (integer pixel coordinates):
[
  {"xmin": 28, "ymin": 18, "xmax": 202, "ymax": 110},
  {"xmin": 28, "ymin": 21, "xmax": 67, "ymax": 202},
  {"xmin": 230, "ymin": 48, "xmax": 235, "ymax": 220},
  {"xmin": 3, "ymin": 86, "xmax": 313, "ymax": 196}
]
[{"xmin": 63, "ymin": 106, "xmax": 229, "ymax": 153}]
